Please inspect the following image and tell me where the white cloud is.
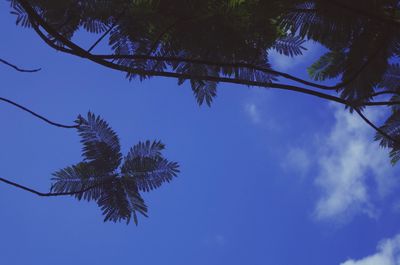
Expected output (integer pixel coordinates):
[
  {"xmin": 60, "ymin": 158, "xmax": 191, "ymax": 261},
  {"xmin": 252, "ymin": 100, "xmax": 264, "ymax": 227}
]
[
  {"xmin": 340, "ymin": 234, "xmax": 400, "ymax": 265},
  {"xmin": 244, "ymin": 103, "xmax": 261, "ymax": 124},
  {"xmin": 281, "ymin": 147, "xmax": 311, "ymax": 176},
  {"xmin": 314, "ymin": 105, "xmax": 395, "ymax": 221}
]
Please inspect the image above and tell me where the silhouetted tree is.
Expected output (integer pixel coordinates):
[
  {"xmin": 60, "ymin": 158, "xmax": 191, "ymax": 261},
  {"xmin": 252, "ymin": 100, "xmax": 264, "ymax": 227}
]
[
  {"xmin": 2, "ymin": 0, "xmax": 400, "ymax": 223},
  {"xmin": 0, "ymin": 101, "xmax": 180, "ymax": 224}
]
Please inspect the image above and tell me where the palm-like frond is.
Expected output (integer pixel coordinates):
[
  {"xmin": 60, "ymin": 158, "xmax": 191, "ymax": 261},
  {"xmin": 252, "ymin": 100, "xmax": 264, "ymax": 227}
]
[
  {"xmin": 77, "ymin": 112, "xmax": 122, "ymax": 173},
  {"xmin": 51, "ymin": 162, "xmax": 115, "ymax": 201},
  {"xmin": 10, "ymin": 3, "xmax": 31, "ymax": 28},
  {"xmin": 127, "ymin": 140, "xmax": 165, "ymax": 158},
  {"xmin": 307, "ymin": 50, "xmax": 346, "ymax": 81},
  {"xmin": 122, "ymin": 141, "xmax": 180, "ymax": 192},
  {"xmin": 191, "ymin": 80, "xmax": 218, "ymax": 106},
  {"xmin": 378, "ymin": 63, "xmax": 400, "ymax": 90},
  {"xmin": 271, "ymin": 35, "xmax": 307, "ymax": 57},
  {"xmin": 52, "ymin": 113, "xmax": 179, "ymax": 224},
  {"xmin": 97, "ymin": 178, "xmax": 147, "ymax": 224}
]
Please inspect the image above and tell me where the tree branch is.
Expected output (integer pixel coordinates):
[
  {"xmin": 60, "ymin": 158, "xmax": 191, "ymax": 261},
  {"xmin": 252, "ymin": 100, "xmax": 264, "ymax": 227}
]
[
  {"xmin": 19, "ymin": 6, "xmax": 350, "ymax": 106},
  {"xmin": 0, "ymin": 58, "xmax": 41, "ymax": 72},
  {"xmin": 87, "ymin": 23, "xmax": 117, "ymax": 53},
  {"xmin": 18, "ymin": 0, "xmax": 400, "ymax": 142},
  {"xmin": 0, "ymin": 177, "xmax": 97, "ymax": 197},
  {"xmin": 355, "ymin": 108, "xmax": 399, "ymax": 144},
  {"xmin": 21, "ymin": 0, "xmax": 387, "ymax": 98},
  {"xmin": 0, "ymin": 97, "xmax": 80, "ymax": 129},
  {"xmin": 86, "ymin": 10, "xmax": 127, "ymax": 53}
]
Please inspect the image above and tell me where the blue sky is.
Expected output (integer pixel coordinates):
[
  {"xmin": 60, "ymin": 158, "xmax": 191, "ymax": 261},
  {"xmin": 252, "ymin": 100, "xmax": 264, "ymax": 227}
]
[{"xmin": 1, "ymin": 2, "xmax": 400, "ymax": 265}]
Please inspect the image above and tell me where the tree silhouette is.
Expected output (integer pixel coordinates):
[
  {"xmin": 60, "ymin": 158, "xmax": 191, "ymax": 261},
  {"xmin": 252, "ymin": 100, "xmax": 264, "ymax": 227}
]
[
  {"xmin": 2, "ymin": 0, "xmax": 400, "ymax": 223},
  {"xmin": 0, "ymin": 98, "xmax": 179, "ymax": 225}
]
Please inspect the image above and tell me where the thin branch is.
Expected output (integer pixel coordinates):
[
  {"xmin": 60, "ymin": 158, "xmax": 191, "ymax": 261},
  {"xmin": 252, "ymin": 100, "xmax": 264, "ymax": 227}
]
[
  {"xmin": 86, "ymin": 10, "xmax": 127, "ymax": 53},
  {"xmin": 371, "ymin": 91, "xmax": 400, "ymax": 97},
  {"xmin": 0, "ymin": 58, "xmax": 41, "ymax": 72},
  {"xmin": 0, "ymin": 177, "xmax": 97, "ymax": 197},
  {"xmin": 92, "ymin": 52, "xmax": 378, "ymax": 91},
  {"xmin": 355, "ymin": 108, "xmax": 399, "ymax": 144},
  {"xmin": 87, "ymin": 24, "xmax": 116, "ymax": 53},
  {"xmin": 0, "ymin": 97, "xmax": 80, "ymax": 129},
  {"xmin": 365, "ymin": 101, "xmax": 400, "ymax": 106}
]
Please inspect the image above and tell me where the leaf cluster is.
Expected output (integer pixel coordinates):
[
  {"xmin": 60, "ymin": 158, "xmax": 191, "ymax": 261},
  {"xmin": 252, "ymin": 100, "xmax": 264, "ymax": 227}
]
[{"xmin": 51, "ymin": 112, "xmax": 179, "ymax": 224}]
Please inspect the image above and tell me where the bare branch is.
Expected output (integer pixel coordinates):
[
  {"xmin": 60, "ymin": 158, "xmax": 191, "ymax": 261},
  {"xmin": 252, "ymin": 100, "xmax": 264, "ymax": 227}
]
[
  {"xmin": 355, "ymin": 108, "xmax": 399, "ymax": 145},
  {"xmin": 0, "ymin": 97, "xmax": 80, "ymax": 129},
  {"xmin": 0, "ymin": 58, "xmax": 41, "ymax": 73}
]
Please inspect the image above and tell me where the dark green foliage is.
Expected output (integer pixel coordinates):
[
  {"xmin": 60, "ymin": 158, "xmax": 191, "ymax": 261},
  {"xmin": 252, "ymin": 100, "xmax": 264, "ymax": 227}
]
[
  {"xmin": 9, "ymin": 0, "xmax": 400, "ymax": 164},
  {"xmin": 307, "ymin": 50, "xmax": 346, "ymax": 81},
  {"xmin": 77, "ymin": 112, "xmax": 122, "ymax": 173},
  {"xmin": 379, "ymin": 64, "xmax": 400, "ymax": 90},
  {"xmin": 121, "ymin": 140, "xmax": 180, "ymax": 192},
  {"xmin": 271, "ymin": 36, "xmax": 307, "ymax": 57},
  {"xmin": 9, "ymin": 0, "xmax": 299, "ymax": 105},
  {"xmin": 51, "ymin": 112, "xmax": 179, "ymax": 224}
]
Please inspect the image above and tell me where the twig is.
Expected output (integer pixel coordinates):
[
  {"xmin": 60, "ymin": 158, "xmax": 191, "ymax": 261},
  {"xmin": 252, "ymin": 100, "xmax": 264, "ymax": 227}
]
[
  {"xmin": 0, "ymin": 97, "xmax": 80, "ymax": 129},
  {"xmin": 0, "ymin": 58, "xmax": 41, "ymax": 73},
  {"xmin": 355, "ymin": 108, "xmax": 399, "ymax": 144}
]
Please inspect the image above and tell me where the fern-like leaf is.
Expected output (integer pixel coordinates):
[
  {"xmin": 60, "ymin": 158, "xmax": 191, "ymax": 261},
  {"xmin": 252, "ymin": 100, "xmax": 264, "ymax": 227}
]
[
  {"xmin": 191, "ymin": 80, "xmax": 218, "ymax": 106},
  {"xmin": 271, "ymin": 35, "xmax": 307, "ymax": 57},
  {"xmin": 378, "ymin": 63, "xmax": 400, "ymax": 90},
  {"xmin": 122, "ymin": 141, "xmax": 180, "ymax": 192},
  {"xmin": 307, "ymin": 50, "xmax": 346, "ymax": 81},
  {"xmin": 51, "ymin": 162, "xmax": 115, "ymax": 201},
  {"xmin": 77, "ymin": 112, "xmax": 122, "ymax": 173},
  {"xmin": 97, "ymin": 178, "xmax": 147, "ymax": 224}
]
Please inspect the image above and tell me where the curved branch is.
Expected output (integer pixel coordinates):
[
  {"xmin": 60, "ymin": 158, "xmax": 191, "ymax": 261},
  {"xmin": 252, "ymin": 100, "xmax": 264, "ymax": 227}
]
[
  {"xmin": 0, "ymin": 97, "xmax": 80, "ymax": 129},
  {"xmin": 370, "ymin": 91, "xmax": 400, "ymax": 98},
  {"xmin": 0, "ymin": 177, "xmax": 97, "ymax": 197},
  {"xmin": 20, "ymin": 0, "xmax": 400, "ymax": 112},
  {"xmin": 18, "ymin": 0, "xmax": 362, "ymax": 93},
  {"xmin": 0, "ymin": 58, "xmax": 41, "ymax": 73},
  {"xmin": 355, "ymin": 108, "xmax": 399, "ymax": 144},
  {"xmin": 365, "ymin": 101, "xmax": 400, "ymax": 106},
  {"xmin": 18, "ymin": 3, "xmax": 352, "ymax": 107}
]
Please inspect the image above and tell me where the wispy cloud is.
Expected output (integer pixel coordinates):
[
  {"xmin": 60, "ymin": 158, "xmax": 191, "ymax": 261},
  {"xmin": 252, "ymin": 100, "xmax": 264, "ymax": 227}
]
[
  {"xmin": 340, "ymin": 234, "xmax": 400, "ymax": 265},
  {"xmin": 282, "ymin": 105, "xmax": 397, "ymax": 223},
  {"xmin": 281, "ymin": 147, "xmax": 311, "ymax": 177},
  {"xmin": 244, "ymin": 103, "xmax": 262, "ymax": 124},
  {"xmin": 314, "ymin": 106, "xmax": 395, "ymax": 222}
]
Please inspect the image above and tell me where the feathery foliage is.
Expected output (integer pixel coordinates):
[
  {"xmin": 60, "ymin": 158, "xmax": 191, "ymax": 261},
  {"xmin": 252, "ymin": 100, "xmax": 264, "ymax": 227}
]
[
  {"xmin": 51, "ymin": 112, "xmax": 179, "ymax": 224},
  {"xmin": 8, "ymin": 0, "xmax": 400, "ymax": 164}
]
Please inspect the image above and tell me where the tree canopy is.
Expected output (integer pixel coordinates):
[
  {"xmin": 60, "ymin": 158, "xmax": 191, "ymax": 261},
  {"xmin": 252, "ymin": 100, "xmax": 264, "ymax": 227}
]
[{"xmin": 2, "ymin": 0, "xmax": 400, "ymax": 224}]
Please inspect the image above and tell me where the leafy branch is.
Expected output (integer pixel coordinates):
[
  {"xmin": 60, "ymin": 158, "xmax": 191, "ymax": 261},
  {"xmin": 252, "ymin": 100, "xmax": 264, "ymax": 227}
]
[{"xmin": 0, "ymin": 99, "xmax": 180, "ymax": 224}]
